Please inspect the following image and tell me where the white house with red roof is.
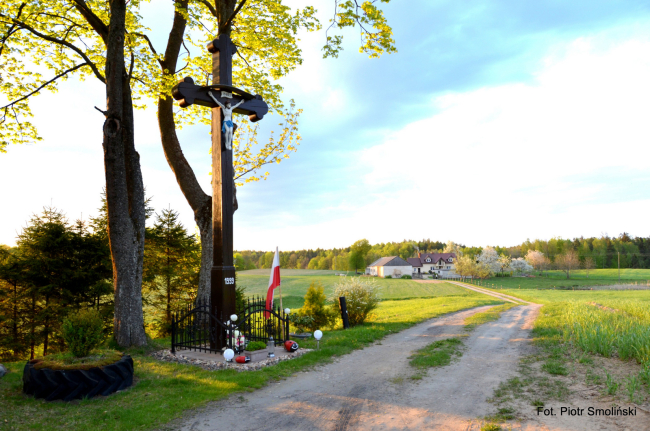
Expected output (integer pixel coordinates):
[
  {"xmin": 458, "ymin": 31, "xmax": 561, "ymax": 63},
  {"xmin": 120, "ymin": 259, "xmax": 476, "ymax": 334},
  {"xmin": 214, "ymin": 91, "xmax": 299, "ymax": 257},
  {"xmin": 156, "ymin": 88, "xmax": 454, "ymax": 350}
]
[
  {"xmin": 366, "ymin": 256, "xmax": 413, "ymax": 278},
  {"xmin": 407, "ymin": 252, "xmax": 457, "ymax": 277}
]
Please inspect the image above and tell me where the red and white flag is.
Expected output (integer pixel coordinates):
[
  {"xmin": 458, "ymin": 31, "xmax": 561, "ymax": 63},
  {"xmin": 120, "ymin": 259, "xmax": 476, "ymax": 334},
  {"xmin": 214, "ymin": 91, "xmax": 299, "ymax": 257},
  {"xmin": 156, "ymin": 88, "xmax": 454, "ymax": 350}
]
[{"xmin": 265, "ymin": 247, "xmax": 281, "ymax": 318}]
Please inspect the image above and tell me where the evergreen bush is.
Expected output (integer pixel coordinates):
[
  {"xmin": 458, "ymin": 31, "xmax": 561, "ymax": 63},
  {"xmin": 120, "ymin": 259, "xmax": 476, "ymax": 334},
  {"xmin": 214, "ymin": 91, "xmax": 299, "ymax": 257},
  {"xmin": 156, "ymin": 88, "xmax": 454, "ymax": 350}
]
[
  {"xmin": 401, "ymin": 275, "xmax": 412, "ymax": 279},
  {"xmin": 288, "ymin": 314, "xmax": 315, "ymax": 333},
  {"xmin": 299, "ymin": 282, "xmax": 336, "ymax": 332},
  {"xmin": 385, "ymin": 275, "xmax": 392, "ymax": 279},
  {"xmin": 245, "ymin": 341, "xmax": 267, "ymax": 351},
  {"xmin": 61, "ymin": 309, "xmax": 104, "ymax": 357}
]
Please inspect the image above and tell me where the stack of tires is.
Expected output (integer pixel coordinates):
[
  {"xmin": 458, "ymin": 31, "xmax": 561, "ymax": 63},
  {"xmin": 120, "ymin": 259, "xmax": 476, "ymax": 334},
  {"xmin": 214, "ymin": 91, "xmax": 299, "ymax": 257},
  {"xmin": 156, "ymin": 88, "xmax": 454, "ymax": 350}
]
[{"xmin": 22, "ymin": 355, "xmax": 134, "ymax": 402}]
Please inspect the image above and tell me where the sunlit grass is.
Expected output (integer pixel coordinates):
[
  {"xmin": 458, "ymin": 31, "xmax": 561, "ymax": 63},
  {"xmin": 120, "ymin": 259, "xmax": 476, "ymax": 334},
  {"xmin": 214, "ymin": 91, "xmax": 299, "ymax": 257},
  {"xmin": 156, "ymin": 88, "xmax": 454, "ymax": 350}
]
[
  {"xmin": 465, "ymin": 271, "xmax": 650, "ymax": 291},
  {"xmin": 239, "ymin": 273, "xmax": 475, "ymax": 309},
  {"xmin": 409, "ymin": 338, "xmax": 463, "ymax": 371},
  {"xmin": 464, "ymin": 303, "xmax": 519, "ymax": 330}
]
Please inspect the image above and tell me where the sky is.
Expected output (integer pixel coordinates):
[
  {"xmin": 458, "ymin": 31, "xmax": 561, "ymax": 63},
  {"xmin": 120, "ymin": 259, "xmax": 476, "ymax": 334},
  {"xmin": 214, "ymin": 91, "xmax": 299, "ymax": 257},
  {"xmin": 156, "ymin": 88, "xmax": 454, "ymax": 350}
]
[{"xmin": 2, "ymin": 0, "xmax": 650, "ymax": 251}]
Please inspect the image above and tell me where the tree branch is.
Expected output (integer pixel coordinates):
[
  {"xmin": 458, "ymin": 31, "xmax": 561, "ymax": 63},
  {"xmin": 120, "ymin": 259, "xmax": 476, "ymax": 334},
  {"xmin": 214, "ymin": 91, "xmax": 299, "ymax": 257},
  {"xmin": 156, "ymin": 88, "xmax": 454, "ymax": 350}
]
[
  {"xmin": 0, "ymin": 3, "xmax": 26, "ymax": 57},
  {"xmin": 71, "ymin": 0, "xmax": 108, "ymax": 43},
  {"xmin": 132, "ymin": 32, "xmax": 161, "ymax": 61},
  {"xmin": 9, "ymin": 18, "xmax": 105, "ymax": 83},
  {"xmin": 197, "ymin": 0, "xmax": 218, "ymax": 17},
  {"xmin": 128, "ymin": 49, "xmax": 135, "ymax": 82},
  {"xmin": 222, "ymin": 0, "xmax": 248, "ymax": 32},
  {"xmin": 0, "ymin": 62, "xmax": 90, "ymax": 110}
]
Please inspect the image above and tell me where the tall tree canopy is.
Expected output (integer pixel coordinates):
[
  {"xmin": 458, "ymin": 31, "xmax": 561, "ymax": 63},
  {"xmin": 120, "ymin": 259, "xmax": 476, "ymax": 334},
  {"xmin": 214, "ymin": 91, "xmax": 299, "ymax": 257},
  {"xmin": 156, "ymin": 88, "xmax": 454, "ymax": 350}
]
[{"xmin": 0, "ymin": 0, "xmax": 396, "ymax": 340}]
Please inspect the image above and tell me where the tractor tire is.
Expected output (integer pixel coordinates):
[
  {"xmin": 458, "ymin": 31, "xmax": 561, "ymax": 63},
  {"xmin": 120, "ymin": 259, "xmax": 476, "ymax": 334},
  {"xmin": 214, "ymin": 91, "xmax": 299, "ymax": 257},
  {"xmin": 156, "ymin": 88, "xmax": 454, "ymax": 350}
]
[{"xmin": 22, "ymin": 355, "xmax": 134, "ymax": 401}]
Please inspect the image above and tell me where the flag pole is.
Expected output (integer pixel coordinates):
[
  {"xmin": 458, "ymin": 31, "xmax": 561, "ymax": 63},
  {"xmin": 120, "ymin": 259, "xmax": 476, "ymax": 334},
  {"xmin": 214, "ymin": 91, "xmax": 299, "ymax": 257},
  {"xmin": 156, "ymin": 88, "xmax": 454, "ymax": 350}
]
[{"xmin": 277, "ymin": 246, "xmax": 283, "ymax": 312}]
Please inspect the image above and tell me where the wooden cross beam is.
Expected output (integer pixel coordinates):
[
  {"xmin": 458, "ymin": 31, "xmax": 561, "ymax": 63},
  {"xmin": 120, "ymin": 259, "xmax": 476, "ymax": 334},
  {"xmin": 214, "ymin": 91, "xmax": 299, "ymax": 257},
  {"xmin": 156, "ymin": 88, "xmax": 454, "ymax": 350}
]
[
  {"xmin": 170, "ymin": 33, "xmax": 269, "ymax": 351},
  {"xmin": 171, "ymin": 78, "xmax": 268, "ymax": 122}
]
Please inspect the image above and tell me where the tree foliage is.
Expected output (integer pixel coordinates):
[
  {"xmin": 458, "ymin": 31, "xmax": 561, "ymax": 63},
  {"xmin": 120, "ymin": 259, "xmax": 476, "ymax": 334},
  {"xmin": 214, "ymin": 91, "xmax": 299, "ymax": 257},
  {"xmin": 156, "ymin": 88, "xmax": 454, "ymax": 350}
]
[
  {"xmin": 1, "ymin": 0, "xmax": 395, "ymax": 178},
  {"xmin": 143, "ymin": 208, "xmax": 200, "ymax": 336},
  {"xmin": 297, "ymin": 281, "xmax": 336, "ymax": 332},
  {"xmin": 0, "ymin": 206, "xmax": 112, "ymax": 359}
]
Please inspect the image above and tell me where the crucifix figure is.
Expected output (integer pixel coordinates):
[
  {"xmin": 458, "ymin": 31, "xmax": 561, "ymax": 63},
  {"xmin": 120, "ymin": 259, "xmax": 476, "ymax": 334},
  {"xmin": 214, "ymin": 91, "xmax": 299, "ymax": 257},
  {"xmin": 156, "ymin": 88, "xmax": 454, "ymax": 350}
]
[
  {"xmin": 208, "ymin": 91, "xmax": 244, "ymax": 150},
  {"xmin": 171, "ymin": 33, "xmax": 268, "ymax": 351}
]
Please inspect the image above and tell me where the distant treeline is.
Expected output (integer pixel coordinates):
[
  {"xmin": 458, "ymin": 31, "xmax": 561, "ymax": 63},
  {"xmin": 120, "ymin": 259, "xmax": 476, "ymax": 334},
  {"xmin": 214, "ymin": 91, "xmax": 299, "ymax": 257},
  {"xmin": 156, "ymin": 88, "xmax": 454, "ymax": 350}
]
[
  {"xmin": 236, "ymin": 239, "xmax": 448, "ymax": 271},
  {"xmin": 500, "ymin": 233, "xmax": 650, "ymax": 269},
  {"xmin": 237, "ymin": 233, "xmax": 650, "ymax": 271}
]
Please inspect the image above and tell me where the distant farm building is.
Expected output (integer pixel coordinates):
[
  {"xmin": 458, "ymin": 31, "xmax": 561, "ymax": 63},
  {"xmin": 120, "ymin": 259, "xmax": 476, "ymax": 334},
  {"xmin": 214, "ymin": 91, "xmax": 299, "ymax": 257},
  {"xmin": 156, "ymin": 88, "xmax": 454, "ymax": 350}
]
[
  {"xmin": 366, "ymin": 256, "xmax": 412, "ymax": 278},
  {"xmin": 407, "ymin": 252, "xmax": 457, "ymax": 277}
]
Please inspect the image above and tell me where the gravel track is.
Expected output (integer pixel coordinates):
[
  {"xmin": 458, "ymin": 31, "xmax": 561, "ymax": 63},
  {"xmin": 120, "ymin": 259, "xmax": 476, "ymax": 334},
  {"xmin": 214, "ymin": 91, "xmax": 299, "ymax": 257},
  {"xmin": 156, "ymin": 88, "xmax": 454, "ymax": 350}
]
[{"xmin": 164, "ymin": 294, "xmax": 541, "ymax": 431}]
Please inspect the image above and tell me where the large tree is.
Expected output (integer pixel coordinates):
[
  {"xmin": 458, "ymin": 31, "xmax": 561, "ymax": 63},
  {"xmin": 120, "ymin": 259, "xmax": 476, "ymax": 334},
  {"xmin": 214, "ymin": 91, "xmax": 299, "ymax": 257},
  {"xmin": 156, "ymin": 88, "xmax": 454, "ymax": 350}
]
[
  {"xmin": 145, "ymin": 207, "xmax": 200, "ymax": 335},
  {"xmin": 556, "ymin": 250, "xmax": 579, "ymax": 279},
  {"xmin": 0, "ymin": 1, "xmax": 395, "ymax": 339},
  {"xmin": 1, "ymin": 0, "xmax": 147, "ymax": 346}
]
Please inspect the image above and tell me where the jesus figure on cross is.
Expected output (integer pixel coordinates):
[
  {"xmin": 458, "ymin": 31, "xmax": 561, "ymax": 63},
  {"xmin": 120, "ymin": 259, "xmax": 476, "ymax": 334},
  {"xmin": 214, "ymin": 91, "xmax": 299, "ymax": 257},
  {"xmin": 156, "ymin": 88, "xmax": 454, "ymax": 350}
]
[{"xmin": 208, "ymin": 91, "xmax": 245, "ymax": 150}]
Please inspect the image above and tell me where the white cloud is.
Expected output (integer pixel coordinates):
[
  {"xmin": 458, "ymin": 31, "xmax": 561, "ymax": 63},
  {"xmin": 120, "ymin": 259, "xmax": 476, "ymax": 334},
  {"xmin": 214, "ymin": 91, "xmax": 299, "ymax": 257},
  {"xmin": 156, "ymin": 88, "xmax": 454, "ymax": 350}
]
[{"xmin": 234, "ymin": 34, "xmax": 650, "ymax": 250}]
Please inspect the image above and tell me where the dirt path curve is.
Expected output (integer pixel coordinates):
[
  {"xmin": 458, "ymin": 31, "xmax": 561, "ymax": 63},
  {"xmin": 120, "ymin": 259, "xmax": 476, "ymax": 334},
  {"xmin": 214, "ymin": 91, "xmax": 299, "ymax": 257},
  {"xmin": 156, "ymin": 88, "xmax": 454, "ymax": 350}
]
[
  {"xmin": 445, "ymin": 280, "xmax": 531, "ymax": 304},
  {"xmin": 164, "ymin": 300, "xmax": 542, "ymax": 431}
]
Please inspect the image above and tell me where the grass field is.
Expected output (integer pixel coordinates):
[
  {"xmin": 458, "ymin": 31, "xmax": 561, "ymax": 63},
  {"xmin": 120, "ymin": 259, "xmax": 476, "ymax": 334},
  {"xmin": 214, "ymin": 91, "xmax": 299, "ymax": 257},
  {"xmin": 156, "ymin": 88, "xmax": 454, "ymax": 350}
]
[
  {"xmin": 0, "ymin": 286, "xmax": 502, "ymax": 431},
  {"xmin": 239, "ymin": 271, "xmax": 473, "ymax": 309},
  {"xmin": 466, "ymin": 275, "xmax": 650, "ymax": 291},
  {"xmin": 467, "ymin": 281, "xmax": 650, "ymax": 424},
  {"xmin": 542, "ymin": 268, "xmax": 650, "ymax": 280},
  {"xmin": 238, "ymin": 269, "xmax": 356, "ymax": 276},
  {"xmin": 472, "ymin": 285, "xmax": 650, "ymax": 364}
]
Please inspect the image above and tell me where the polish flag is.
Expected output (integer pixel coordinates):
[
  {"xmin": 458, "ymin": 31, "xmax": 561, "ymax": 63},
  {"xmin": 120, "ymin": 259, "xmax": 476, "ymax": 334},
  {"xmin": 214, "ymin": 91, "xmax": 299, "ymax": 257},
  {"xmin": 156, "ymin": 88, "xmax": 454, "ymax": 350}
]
[{"xmin": 265, "ymin": 247, "xmax": 281, "ymax": 318}]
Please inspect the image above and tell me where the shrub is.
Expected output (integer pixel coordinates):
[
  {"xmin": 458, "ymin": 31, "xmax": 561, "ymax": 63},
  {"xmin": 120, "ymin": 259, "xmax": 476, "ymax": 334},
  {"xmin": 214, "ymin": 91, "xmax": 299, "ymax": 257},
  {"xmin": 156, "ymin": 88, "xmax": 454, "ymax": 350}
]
[
  {"xmin": 401, "ymin": 275, "xmax": 412, "ymax": 279},
  {"xmin": 333, "ymin": 277, "xmax": 381, "ymax": 326},
  {"xmin": 299, "ymin": 282, "xmax": 336, "ymax": 332},
  {"xmin": 235, "ymin": 283, "xmax": 247, "ymax": 315},
  {"xmin": 61, "ymin": 309, "xmax": 104, "ymax": 357},
  {"xmin": 289, "ymin": 314, "xmax": 315, "ymax": 333},
  {"xmin": 385, "ymin": 275, "xmax": 392, "ymax": 279},
  {"xmin": 246, "ymin": 341, "xmax": 267, "ymax": 351}
]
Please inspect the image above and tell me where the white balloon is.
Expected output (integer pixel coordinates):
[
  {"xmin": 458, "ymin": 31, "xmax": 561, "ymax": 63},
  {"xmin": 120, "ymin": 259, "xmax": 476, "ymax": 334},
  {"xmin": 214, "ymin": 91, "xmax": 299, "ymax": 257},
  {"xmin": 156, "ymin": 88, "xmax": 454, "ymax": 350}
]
[
  {"xmin": 224, "ymin": 349, "xmax": 235, "ymax": 361},
  {"xmin": 230, "ymin": 314, "xmax": 238, "ymax": 322},
  {"xmin": 284, "ymin": 308, "xmax": 291, "ymax": 315},
  {"xmin": 314, "ymin": 330, "xmax": 323, "ymax": 340}
]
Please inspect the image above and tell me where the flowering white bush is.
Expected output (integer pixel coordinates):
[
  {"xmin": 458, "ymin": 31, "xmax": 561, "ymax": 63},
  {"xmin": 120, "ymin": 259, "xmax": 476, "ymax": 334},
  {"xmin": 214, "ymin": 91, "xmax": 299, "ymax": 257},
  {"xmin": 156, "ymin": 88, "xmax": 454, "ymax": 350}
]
[
  {"xmin": 510, "ymin": 258, "xmax": 533, "ymax": 275},
  {"xmin": 477, "ymin": 246, "xmax": 500, "ymax": 274},
  {"xmin": 333, "ymin": 277, "xmax": 381, "ymax": 326}
]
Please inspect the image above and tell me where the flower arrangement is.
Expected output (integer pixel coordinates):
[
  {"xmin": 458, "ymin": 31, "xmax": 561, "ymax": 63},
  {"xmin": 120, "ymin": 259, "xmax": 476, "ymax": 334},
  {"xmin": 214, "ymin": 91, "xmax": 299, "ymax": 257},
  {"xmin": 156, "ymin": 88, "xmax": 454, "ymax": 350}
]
[{"xmin": 230, "ymin": 330, "xmax": 246, "ymax": 354}]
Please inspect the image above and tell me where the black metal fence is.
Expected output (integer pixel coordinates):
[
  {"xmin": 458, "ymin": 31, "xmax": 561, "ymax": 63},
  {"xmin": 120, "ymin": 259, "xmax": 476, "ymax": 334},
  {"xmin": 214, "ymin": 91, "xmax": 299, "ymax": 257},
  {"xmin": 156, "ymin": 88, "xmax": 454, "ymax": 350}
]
[
  {"xmin": 237, "ymin": 296, "xmax": 290, "ymax": 344},
  {"xmin": 171, "ymin": 296, "xmax": 290, "ymax": 355}
]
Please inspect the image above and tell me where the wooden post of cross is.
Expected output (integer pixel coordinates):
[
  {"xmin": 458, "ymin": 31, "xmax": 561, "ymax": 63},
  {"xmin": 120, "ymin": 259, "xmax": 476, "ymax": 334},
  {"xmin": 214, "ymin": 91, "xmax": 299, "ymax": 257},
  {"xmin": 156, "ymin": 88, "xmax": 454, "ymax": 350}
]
[{"xmin": 171, "ymin": 33, "xmax": 268, "ymax": 351}]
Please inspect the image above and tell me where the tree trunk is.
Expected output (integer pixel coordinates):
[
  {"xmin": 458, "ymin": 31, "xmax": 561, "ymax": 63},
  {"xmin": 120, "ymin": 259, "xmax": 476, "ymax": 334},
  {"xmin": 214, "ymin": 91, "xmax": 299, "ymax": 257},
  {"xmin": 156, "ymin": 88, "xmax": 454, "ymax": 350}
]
[
  {"xmin": 104, "ymin": 0, "xmax": 147, "ymax": 347},
  {"xmin": 43, "ymin": 295, "xmax": 49, "ymax": 356},
  {"xmin": 166, "ymin": 247, "xmax": 171, "ymax": 325},
  {"xmin": 155, "ymin": 0, "xmax": 238, "ymax": 306},
  {"xmin": 12, "ymin": 281, "xmax": 18, "ymax": 347},
  {"xmin": 30, "ymin": 292, "xmax": 36, "ymax": 360}
]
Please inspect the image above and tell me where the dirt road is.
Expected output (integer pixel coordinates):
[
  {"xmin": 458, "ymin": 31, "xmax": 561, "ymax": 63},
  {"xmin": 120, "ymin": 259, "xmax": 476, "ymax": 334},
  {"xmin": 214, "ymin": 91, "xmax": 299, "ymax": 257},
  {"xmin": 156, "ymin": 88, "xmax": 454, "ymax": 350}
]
[{"xmin": 165, "ymin": 300, "xmax": 542, "ymax": 431}]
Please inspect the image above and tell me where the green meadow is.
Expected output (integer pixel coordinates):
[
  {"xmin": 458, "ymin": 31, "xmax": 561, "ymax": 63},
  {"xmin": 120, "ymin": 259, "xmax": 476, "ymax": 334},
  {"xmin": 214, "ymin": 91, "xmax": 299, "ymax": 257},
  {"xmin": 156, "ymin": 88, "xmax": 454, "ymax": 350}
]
[
  {"xmin": 464, "ymin": 269, "xmax": 650, "ymax": 291},
  {"xmin": 474, "ymin": 285, "xmax": 650, "ymax": 364},
  {"xmin": 238, "ymin": 269, "xmax": 470, "ymax": 309},
  {"xmin": 542, "ymin": 268, "xmax": 650, "ymax": 281}
]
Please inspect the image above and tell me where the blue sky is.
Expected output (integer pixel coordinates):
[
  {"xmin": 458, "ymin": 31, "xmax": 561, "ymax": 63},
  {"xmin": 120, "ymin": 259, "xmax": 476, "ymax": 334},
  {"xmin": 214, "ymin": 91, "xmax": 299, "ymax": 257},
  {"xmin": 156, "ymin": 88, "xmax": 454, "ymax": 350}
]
[{"xmin": 2, "ymin": 0, "xmax": 650, "ymax": 251}]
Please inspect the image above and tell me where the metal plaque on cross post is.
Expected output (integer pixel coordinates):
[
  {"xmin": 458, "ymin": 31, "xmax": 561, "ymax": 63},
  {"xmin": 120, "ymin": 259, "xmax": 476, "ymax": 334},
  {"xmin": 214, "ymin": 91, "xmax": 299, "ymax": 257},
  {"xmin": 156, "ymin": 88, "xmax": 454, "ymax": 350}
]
[{"xmin": 171, "ymin": 33, "xmax": 268, "ymax": 350}]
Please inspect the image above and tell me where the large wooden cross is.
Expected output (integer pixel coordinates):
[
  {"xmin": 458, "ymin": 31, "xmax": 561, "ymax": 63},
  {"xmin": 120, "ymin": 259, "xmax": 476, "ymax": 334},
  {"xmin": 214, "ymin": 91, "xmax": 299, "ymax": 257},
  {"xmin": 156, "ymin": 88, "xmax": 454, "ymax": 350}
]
[{"xmin": 172, "ymin": 33, "xmax": 268, "ymax": 350}]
